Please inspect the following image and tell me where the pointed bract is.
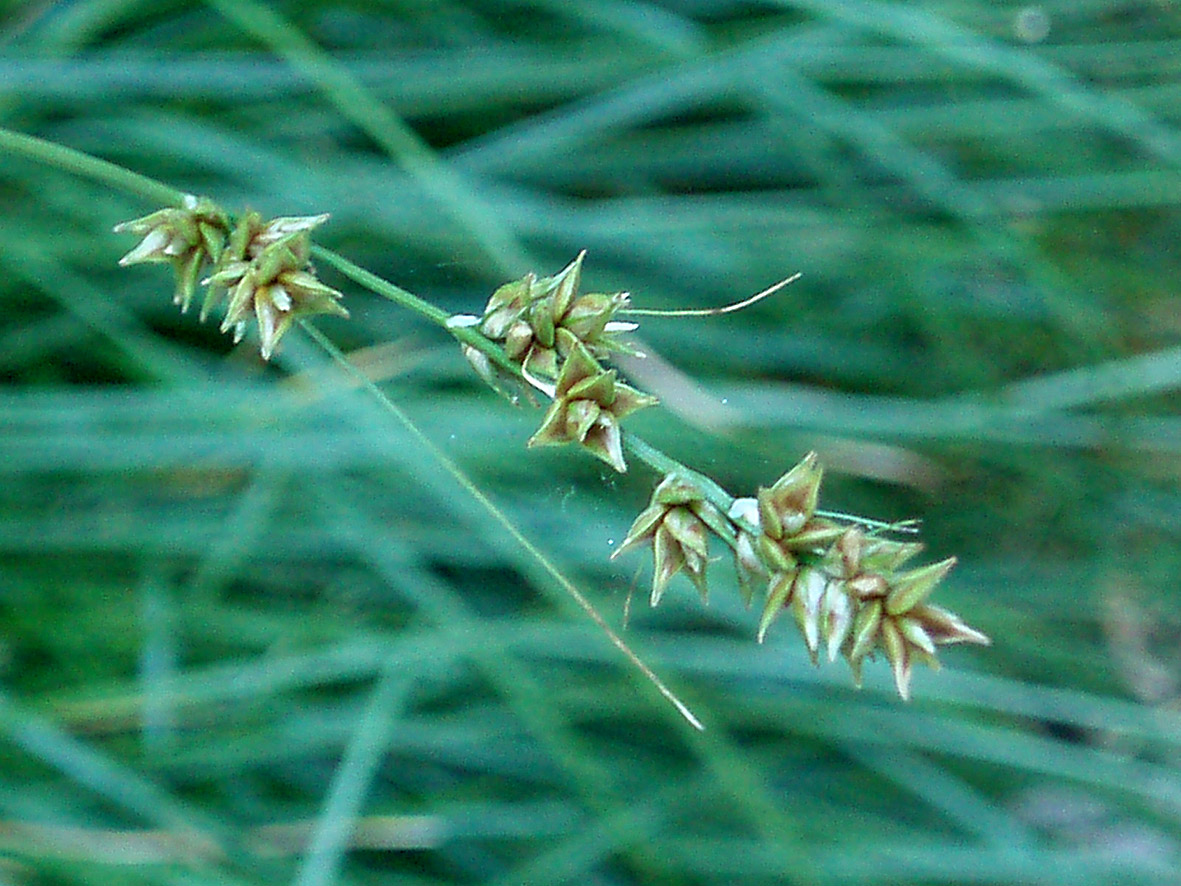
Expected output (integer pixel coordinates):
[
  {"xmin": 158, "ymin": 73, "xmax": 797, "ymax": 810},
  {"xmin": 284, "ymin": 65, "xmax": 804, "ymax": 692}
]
[
  {"xmin": 791, "ymin": 568, "xmax": 828, "ymax": 662},
  {"xmin": 885, "ymin": 557, "xmax": 957, "ymax": 616},
  {"xmin": 823, "ymin": 583, "xmax": 855, "ymax": 662},
  {"xmin": 848, "ymin": 599, "xmax": 883, "ymax": 664},
  {"xmin": 757, "ymin": 453, "xmax": 822, "ymax": 541},
  {"xmin": 757, "ymin": 570, "xmax": 797, "ymax": 643},
  {"xmin": 911, "ymin": 604, "xmax": 991, "ymax": 646}
]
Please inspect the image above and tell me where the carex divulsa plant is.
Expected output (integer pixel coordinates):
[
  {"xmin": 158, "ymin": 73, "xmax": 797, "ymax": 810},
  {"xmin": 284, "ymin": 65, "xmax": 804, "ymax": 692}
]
[{"xmin": 114, "ymin": 192, "xmax": 989, "ymax": 705}]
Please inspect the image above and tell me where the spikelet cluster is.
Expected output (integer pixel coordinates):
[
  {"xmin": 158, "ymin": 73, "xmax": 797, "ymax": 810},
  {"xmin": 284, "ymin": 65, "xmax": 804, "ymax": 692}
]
[
  {"xmin": 456, "ymin": 253, "xmax": 655, "ymax": 472},
  {"xmin": 451, "ymin": 255, "xmax": 987, "ymax": 698},
  {"xmin": 115, "ymin": 196, "xmax": 346, "ymax": 359},
  {"xmin": 617, "ymin": 454, "xmax": 989, "ymax": 699}
]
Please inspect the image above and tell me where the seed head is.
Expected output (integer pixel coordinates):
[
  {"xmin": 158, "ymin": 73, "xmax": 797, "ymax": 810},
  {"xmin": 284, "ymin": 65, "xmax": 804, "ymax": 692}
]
[
  {"xmin": 527, "ymin": 332, "xmax": 656, "ymax": 472},
  {"xmin": 476, "ymin": 252, "xmax": 637, "ymax": 381},
  {"xmin": 113, "ymin": 194, "xmax": 231, "ymax": 312},
  {"xmin": 614, "ymin": 474, "xmax": 725, "ymax": 605}
]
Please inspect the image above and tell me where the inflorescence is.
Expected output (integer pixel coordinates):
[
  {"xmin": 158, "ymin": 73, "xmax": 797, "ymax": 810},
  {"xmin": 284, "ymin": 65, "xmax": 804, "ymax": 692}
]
[
  {"xmin": 114, "ymin": 195, "xmax": 346, "ymax": 360},
  {"xmin": 116, "ymin": 196, "xmax": 989, "ymax": 700}
]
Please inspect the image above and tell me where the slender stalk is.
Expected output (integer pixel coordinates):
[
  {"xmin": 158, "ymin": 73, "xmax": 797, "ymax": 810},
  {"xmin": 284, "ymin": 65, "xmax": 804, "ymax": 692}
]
[
  {"xmin": 0, "ymin": 127, "xmax": 185, "ymax": 207},
  {"xmin": 622, "ymin": 273, "xmax": 801, "ymax": 317},
  {"xmin": 310, "ymin": 246, "xmax": 521, "ymax": 380}
]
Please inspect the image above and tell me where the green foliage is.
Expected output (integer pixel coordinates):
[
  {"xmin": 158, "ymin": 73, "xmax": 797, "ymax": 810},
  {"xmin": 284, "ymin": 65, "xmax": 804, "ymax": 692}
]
[{"xmin": 2, "ymin": 2, "xmax": 1181, "ymax": 885}]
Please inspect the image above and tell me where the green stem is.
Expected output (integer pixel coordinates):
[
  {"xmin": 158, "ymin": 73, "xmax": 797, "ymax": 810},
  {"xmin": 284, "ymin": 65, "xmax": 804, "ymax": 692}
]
[
  {"xmin": 0, "ymin": 126, "xmax": 185, "ymax": 207},
  {"xmin": 310, "ymin": 246, "xmax": 521, "ymax": 381},
  {"xmin": 623, "ymin": 434, "xmax": 738, "ymax": 514}
]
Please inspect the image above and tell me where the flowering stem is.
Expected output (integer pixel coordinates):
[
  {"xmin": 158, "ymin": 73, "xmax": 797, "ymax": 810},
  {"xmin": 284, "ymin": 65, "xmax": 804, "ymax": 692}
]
[
  {"xmin": 10, "ymin": 127, "xmax": 984, "ymax": 707},
  {"xmin": 312, "ymin": 246, "xmax": 903, "ymax": 542}
]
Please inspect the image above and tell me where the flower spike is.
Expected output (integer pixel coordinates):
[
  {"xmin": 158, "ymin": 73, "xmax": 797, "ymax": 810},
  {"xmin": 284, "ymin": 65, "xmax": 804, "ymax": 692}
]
[
  {"xmin": 116, "ymin": 200, "xmax": 347, "ymax": 359},
  {"xmin": 730, "ymin": 453, "xmax": 989, "ymax": 699},
  {"xmin": 118, "ymin": 219, "xmax": 990, "ymax": 703},
  {"xmin": 473, "ymin": 252, "xmax": 638, "ymax": 383},
  {"xmin": 527, "ymin": 332, "xmax": 656, "ymax": 472},
  {"xmin": 113, "ymin": 194, "xmax": 231, "ymax": 313},
  {"xmin": 614, "ymin": 474, "xmax": 726, "ymax": 605}
]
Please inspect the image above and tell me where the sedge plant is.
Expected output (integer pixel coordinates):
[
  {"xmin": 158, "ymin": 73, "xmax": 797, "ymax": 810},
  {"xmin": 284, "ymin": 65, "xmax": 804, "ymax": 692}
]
[{"xmin": 4, "ymin": 126, "xmax": 989, "ymax": 728}]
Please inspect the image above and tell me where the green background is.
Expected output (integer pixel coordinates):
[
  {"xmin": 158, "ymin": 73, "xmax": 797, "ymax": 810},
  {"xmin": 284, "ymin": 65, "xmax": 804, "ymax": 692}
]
[{"xmin": 2, "ymin": 1, "xmax": 1180, "ymax": 884}]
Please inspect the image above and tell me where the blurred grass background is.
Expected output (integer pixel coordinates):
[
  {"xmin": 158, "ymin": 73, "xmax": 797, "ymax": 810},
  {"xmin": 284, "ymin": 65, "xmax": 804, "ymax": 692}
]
[{"xmin": 2, "ymin": 0, "xmax": 1181, "ymax": 883}]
